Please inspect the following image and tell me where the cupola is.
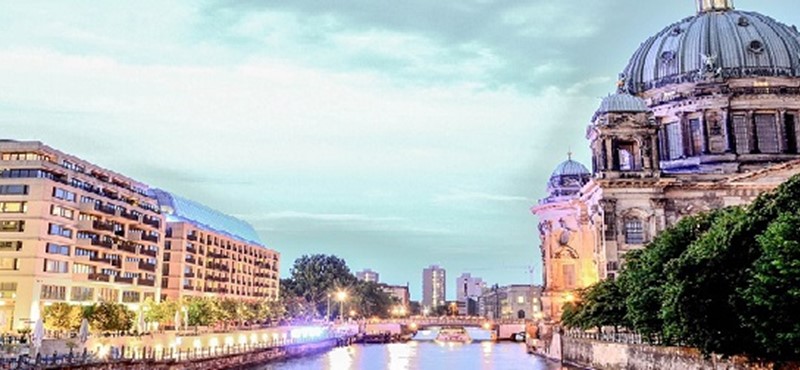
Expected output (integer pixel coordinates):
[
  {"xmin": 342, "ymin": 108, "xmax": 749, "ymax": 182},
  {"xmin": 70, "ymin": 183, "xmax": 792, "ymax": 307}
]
[{"xmin": 697, "ymin": 0, "xmax": 733, "ymax": 13}]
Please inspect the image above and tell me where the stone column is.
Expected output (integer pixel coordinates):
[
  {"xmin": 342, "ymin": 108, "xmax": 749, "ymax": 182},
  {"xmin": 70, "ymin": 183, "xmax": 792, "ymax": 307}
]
[
  {"xmin": 747, "ymin": 110, "xmax": 757, "ymax": 153},
  {"xmin": 700, "ymin": 109, "xmax": 710, "ymax": 154},
  {"xmin": 604, "ymin": 139, "xmax": 614, "ymax": 170},
  {"xmin": 722, "ymin": 108, "xmax": 733, "ymax": 153},
  {"xmin": 778, "ymin": 110, "xmax": 787, "ymax": 153}
]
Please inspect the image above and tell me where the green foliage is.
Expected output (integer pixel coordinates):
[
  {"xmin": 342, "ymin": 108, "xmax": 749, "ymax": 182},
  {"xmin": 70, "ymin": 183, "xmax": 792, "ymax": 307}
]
[
  {"xmin": 185, "ymin": 297, "xmax": 215, "ymax": 327},
  {"xmin": 88, "ymin": 302, "xmax": 134, "ymax": 333},
  {"xmin": 350, "ymin": 281, "xmax": 394, "ymax": 318},
  {"xmin": 43, "ymin": 303, "xmax": 81, "ymax": 334},
  {"xmin": 561, "ymin": 174, "xmax": 800, "ymax": 360},
  {"xmin": 618, "ymin": 212, "xmax": 720, "ymax": 343},
  {"xmin": 742, "ymin": 213, "xmax": 800, "ymax": 360},
  {"xmin": 283, "ymin": 255, "xmax": 357, "ymax": 317}
]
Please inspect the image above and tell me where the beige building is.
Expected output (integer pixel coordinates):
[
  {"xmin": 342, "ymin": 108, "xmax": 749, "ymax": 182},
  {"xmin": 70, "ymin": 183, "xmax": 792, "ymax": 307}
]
[
  {"xmin": 380, "ymin": 284, "xmax": 410, "ymax": 309},
  {"xmin": 478, "ymin": 285, "xmax": 543, "ymax": 320},
  {"xmin": 0, "ymin": 141, "xmax": 164, "ymax": 331},
  {"xmin": 421, "ymin": 265, "xmax": 446, "ymax": 310},
  {"xmin": 356, "ymin": 269, "xmax": 379, "ymax": 283},
  {"xmin": 153, "ymin": 190, "xmax": 280, "ymax": 301},
  {"xmin": 533, "ymin": 0, "xmax": 800, "ymax": 321}
]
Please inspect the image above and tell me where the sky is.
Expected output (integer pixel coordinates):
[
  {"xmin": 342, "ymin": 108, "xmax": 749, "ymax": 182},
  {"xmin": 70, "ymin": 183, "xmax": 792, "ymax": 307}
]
[{"xmin": 1, "ymin": 0, "xmax": 797, "ymax": 300}]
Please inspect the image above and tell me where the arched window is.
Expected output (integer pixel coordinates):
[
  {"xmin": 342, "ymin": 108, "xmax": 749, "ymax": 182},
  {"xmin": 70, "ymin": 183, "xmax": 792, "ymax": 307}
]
[
  {"xmin": 517, "ymin": 310, "xmax": 526, "ymax": 319},
  {"xmin": 624, "ymin": 218, "xmax": 645, "ymax": 244}
]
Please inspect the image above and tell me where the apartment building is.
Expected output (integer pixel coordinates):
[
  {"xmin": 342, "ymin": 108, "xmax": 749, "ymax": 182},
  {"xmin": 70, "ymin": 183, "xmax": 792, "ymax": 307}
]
[
  {"xmin": 153, "ymin": 190, "xmax": 280, "ymax": 301},
  {"xmin": 0, "ymin": 141, "xmax": 164, "ymax": 330},
  {"xmin": 422, "ymin": 265, "xmax": 446, "ymax": 310}
]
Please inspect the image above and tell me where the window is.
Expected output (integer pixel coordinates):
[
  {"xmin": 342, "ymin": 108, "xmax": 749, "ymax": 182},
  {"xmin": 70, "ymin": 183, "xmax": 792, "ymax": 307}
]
[
  {"xmin": 755, "ymin": 114, "xmax": 780, "ymax": 154},
  {"xmin": 98, "ymin": 288, "xmax": 118, "ymax": 302},
  {"xmin": 625, "ymin": 219, "xmax": 645, "ymax": 244},
  {"xmin": 615, "ymin": 141, "xmax": 636, "ymax": 171},
  {"xmin": 72, "ymin": 263, "xmax": 95, "ymax": 274},
  {"xmin": 53, "ymin": 188, "xmax": 76, "ymax": 202},
  {"xmin": 0, "ymin": 185, "xmax": 28, "ymax": 195},
  {"xmin": 0, "ymin": 258, "xmax": 19, "ymax": 270},
  {"xmin": 1, "ymin": 152, "xmax": 50, "ymax": 161},
  {"xmin": 689, "ymin": 118, "xmax": 703, "ymax": 155},
  {"xmin": 40, "ymin": 285, "xmax": 66, "ymax": 300},
  {"xmin": 0, "ymin": 202, "xmax": 26, "ymax": 213},
  {"xmin": 0, "ymin": 221, "xmax": 24, "ymax": 232},
  {"xmin": 563, "ymin": 265, "xmax": 576, "ymax": 289},
  {"xmin": 0, "ymin": 282, "xmax": 17, "ymax": 298},
  {"xmin": 50, "ymin": 205, "xmax": 74, "ymax": 220},
  {"xmin": 733, "ymin": 114, "xmax": 752, "ymax": 153},
  {"xmin": 0, "ymin": 169, "xmax": 50, "ymax": 179},
  {"xmin": 517, "ymin": 296, "xmax": 525, "ymax": 304},
  {"xmin": 122, "ymin": 291, "xmax": 140, "ymax": 303},
  {"xmin": 665, "ymin": 122, "xmax": 683, "ymax": 160},
  {"xmin": 46, "ymin": 243, "xmax": 70, "ymax": 256},
  {"xmin": 785, "ymin": 114, "xmax": 798, "ymax": 154},
  {"xmin": 44, "ymin": 259, "xmax": 69, "ymax": 273},
  {"xmin": 604, "ymin": 211, "xmax": 616, "ymax": 241},
  {"xmin": 71, "ymin": 287, "xmax": 94, "ymax": 301},
  {"xmin": 48, "ymin": 223, "xmax": 73, "ymax": 238},
  {"xmin": 0, "ymin": 241, "xmax": 22, "ymax": 251}
]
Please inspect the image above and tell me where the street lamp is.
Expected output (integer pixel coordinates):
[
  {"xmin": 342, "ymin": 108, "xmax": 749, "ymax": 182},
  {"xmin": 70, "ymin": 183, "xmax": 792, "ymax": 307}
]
[{"xmin": 336, "ymin": 291, "xmax": 347, "ymax": 321}]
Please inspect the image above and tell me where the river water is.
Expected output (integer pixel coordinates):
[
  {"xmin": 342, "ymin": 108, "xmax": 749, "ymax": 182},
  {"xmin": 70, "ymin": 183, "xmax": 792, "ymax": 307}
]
[{"xmin": 251, "ymin": 342, "xmax": 577, "ymax": 370}]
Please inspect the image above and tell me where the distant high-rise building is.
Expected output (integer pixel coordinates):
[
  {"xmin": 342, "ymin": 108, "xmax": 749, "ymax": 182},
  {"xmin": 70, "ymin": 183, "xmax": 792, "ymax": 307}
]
[
  {"xmin": 422, "ymin": 265, "xmax": 446, "ymax": 310},
  {"xmin": 356, "ymin": 269, "xmax": 379, "ymax": 283},
  {"xmin": 456, "ymin": 273, "xmax": 485, "ymax": 315}
]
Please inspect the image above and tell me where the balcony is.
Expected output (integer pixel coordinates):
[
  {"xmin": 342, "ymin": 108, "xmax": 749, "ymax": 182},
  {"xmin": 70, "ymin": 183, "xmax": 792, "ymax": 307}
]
[
  {"xmin": 185, "ymin": 256, "xmax": 197, "ymax": 265},
  {"xmin": 138, "ymin": 261, "xmax": 157, "ymax": 272},
  {"xmin": 183, "ymin": 285, "xmax": 194, "ymax": 291},
  {"xmin": 97, "ymin": 204, "xmax": 116, "ymax": 216},
  {"xmin": 88, "ymin": 273, "xmax": 111, "ymax": 282},
  {"xmin": 93, "ymin": 220, "xmax": 115, "ymax": 232},
  {"xmin": 140, "ymin": 248, "xmax": 157, "ymax": 257},
  {"xmin": 208, "ymin": 251, "xmax": 227, "ymax": 259},
  {"xmin": 78, "ymin": 202, "xmax": 101, "ymax": 214},
  {"xmin": 184, "ymin": 272, "xmax": 195, "ymax": 278},
  {"xmin": 185, "ymin": 245, "xmax": 197, "ymax": 254},
  {"xmin": 89, "ymin": 255, "xmax": 112, "ymax": 264},
  {"xmin": 186, "ymin": 234, "xmax": 198, "ymax": 242},
  {"xmin": 121, "ymin": 211, "xmax": 140, "ymax": 222},
  {"xmin": 114, "ymin": 276, "xmax": 134, "ymax": 285},
  {"xmin": 138, "ymin": 278, "xmax": 155, "ymax": 287},
  {"xmin": 117, "ymin": 242, "xmax": 137, "ymax": 254},
  {"xmin": 142, "ymin": 234, "xmax": 158, "ymax": 243},
  {"xmin": 142, "ymin": 217, "xmax": 161, "ymax": 229},
  {"xmin": 92, "ymin": 239, "xmax": 114, "ymax": 249}
]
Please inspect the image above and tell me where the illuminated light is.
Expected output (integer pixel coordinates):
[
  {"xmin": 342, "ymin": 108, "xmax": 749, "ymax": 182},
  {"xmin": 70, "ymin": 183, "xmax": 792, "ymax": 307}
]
[
  {"xmin": 43, "ymin": 302, "xmax": 54, "ymax": 307},
  {"xmin": 272, "ymin": 333, "xmax": 279, "ymax": 340},
  {"xmin": 564, "ymin": 293, "xmax": 576, "ymax": 303},
  {"xmin": 193, "ymin": 339, "xmax": 202, "ymax": 349},
  {"xmin": 250, "ymin": 334, "xmax": 258, "ymax": 344},
  {"xmin": 482, "ymin": 322, "xmax": 492, "ymax": 330},
  {"xmin": 129, "ymin": 304, "xmax": 139, "ymax": 311},
  {"xmin": 261, "ymin": 333, "xmax": 269, "ymax": 341},
  {"xmin": 155, "ymin": 344, "xmax": 163, "ymax": 354},
  {"xmin": 238, "ymin": 335, "xmax": 247, "ymax": 345},
  {"xmin": 409, "ymin": 323, "xmax": 418, "ymax": 330},
  {"xmin": 175, "ymin": 337, "xmax": 182, "ymax": 346},
  {"xmin": 336, "ymin": 291, "xmax": 347, "ymax": 301},
  {"xmin": 209, "ymin": 338, "xmax": 219, "ymax": 348},
  {"xmin": 98, "ymin": 345, "xmax": 110, "ymax": 359},
  {"xmin": 225, "ymin": 336, "xmax": 234, "ymax": 347}
]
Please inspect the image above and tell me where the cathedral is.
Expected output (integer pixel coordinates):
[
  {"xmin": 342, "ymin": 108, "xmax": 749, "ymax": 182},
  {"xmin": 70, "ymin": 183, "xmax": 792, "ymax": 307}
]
[{"xmin": 532, "ymin": 0, "xmax": 800, "ymax": 320}]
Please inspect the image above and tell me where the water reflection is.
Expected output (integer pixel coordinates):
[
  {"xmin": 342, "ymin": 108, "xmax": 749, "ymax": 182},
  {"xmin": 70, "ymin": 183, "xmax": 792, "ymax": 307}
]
[{"xmin": 250, "ymin": 342, "xmax": 577, "ymax": 370}]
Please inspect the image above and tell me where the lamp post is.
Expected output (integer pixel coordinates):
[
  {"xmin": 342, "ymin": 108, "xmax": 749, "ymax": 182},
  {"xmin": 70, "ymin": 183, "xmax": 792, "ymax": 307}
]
[{"xmin": 336, "ymin": 291, "xmax": 347, "ymax": 321}]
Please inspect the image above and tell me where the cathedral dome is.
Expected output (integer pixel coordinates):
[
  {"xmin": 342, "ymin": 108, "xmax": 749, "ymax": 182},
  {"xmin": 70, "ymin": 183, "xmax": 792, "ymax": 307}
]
[
  {"xmin": 622, "ymin": 3, "xmax": 800, "ymax": 94},
  {"xmin": 545, "ymin": 158, "xmax": 591, "ymax": 202},
  {"xmin": 594, "ymin": 93, "xmax": 649, "ymax": 120}
]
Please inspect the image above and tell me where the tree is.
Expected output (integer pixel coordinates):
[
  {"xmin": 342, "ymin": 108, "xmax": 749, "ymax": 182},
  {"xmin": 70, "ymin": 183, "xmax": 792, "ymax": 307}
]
[
  {"xmin": 284, "ymin": 255, "xmax": 357, "ymax": 317},
  {"xmin": 185, "ymin": 297, "xmax": 215, "ymax": 327},
  {"xmin": 350, "ymin": 281, "xmax": 394, "ymax": 318},
  {"xmin": 89, "ymin": 302, "xmax": 134, "ymax": 333},
  {"xmin": 43, "ymin": 303, "xmax": 81, "ymax": 335},
  {"xmin": 618, "ymin": 212, "xmax": 720, "ymax": 343},
  {"xmin": 742, "ymin": 213, "xmax": 800, "ymax": 360}
]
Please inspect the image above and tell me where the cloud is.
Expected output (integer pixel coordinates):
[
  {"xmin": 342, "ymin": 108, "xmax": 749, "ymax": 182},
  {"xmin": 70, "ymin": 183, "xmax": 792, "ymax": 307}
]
[{"xmin": 433, "ymin": 190, "xmax": 533, "ymax": 204}]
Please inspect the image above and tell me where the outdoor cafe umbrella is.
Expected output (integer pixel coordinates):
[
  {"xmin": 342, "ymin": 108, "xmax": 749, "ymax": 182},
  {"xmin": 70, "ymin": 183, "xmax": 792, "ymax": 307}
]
[
  {"xmin": 174, "ymin": 310, "xmax": 181, "ymax": 331},
  {"xmin": 78, "ymin": 318, "xmax": 90, "ymax": 343},
  {"xmin": 32, "ymin": 318, "xmax": 45, "ymax": 349},
  {"xmin": 137, "ymin": 311, "xmax": 146, "ymax": 334},
  {"xmin": 183, "ymin": 309, "xmax": 189, "ymax": 329}
]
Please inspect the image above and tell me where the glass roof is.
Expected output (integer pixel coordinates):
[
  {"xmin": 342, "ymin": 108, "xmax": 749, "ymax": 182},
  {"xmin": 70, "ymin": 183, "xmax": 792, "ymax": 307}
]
[{"xmin": 150, "ymin": 189, "xmax": 264, "ymax": 247}]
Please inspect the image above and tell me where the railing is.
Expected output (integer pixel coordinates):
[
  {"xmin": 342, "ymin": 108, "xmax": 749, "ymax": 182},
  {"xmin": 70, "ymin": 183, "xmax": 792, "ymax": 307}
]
[
  {"xmin": 564, "ymin": 329, "xmax": 666, "ymax": 346},
  {"xmin": 138, "ymin": 262, "xmax": 157, "ymax": 272}
]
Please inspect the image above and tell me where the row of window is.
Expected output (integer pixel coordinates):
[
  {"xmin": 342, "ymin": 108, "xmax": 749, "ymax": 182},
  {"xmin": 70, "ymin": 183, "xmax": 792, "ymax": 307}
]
[
  {"xmin": 0, "ymin": 185, "xmax": 28, "ymax": 195},
  {"xmin": 0, "ymin": 221, "xmax": 24, "ymax": 232},
  {"xmin": 1, "ymin": 152, "xmax": 50, "ymax": 162},
  {"xmin": 38, "ymin": 284, "xmax": 148, "ymax": 303},
  {"xmin": 0, "ymin": 202, "xmax": 26, "ymax": 213}
]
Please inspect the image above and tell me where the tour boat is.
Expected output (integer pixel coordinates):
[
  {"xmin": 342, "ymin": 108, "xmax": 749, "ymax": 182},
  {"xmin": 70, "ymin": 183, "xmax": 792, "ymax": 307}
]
[{"xmin": 434, "ymin": 327, "xmax": 472, "ymax": 344}]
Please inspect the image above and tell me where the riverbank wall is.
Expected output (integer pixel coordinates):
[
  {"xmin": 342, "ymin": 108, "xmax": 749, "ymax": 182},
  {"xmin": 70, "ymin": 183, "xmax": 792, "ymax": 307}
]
[{"xmin": 558, "ymin": 335, "xmax": 797, "ymax": 370}]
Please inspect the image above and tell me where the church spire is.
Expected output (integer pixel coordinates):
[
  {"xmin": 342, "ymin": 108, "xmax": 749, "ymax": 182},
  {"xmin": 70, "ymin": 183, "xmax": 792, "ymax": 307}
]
[{"xmin": 697, "ymin": 0, "xmax": 734, "ymax": 13}]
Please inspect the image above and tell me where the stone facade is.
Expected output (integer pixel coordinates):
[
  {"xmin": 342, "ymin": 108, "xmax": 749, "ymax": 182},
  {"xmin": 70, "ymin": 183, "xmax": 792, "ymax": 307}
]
[{"xmin": 532, "ymin": 0, "xmax": 800, "ymax": 321}]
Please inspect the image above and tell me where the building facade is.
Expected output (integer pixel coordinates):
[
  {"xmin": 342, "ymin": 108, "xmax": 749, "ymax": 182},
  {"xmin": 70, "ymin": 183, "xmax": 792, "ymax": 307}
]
[
  {"xmin": 356, "ymin": 269, "xmax": 380, "ymax": 284},
  {"xmin": 0, "ymin": 141, "xmax": 281, "ymax": 332},
  {"xmin": 380, "ymin": 284, "xmax": 410, "ymax": 309},
  {"xmin": 455, "ymin": 273, "xmax": 484, "ymax": 315},
  {"xmin": 0, "ymin": 141, "xmax": 164, "ymax": 331},
  {"xmin": 153, "ymin": 190, "xmax": 280, "ymax": 301},
  {"xmin": 532, "ymin": 0, "xmax": 800, "ymax": 321},
  {"xmin": 478, "ymin": 284, "xmax": 543, "ymax": 320},
  {"xmin": 421, "ymin": 265, "xmax": 446, "ymax": 310}
]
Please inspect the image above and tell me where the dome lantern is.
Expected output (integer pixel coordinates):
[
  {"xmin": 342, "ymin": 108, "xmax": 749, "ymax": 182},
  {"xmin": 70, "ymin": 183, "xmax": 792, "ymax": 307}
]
[{"xmin": 697, "ymin": 0, "xmax": 733, "ymax": 13}]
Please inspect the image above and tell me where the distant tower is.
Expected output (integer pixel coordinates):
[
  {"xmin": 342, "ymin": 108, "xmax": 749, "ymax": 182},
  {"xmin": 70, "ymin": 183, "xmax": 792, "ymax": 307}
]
[
  {"xmin": 422, "ymin": 265, "xmax": 446, "ymax": 310},
  {"xmin": 356, "ymin": 269, "xmax": 380, "ymax": 283}
]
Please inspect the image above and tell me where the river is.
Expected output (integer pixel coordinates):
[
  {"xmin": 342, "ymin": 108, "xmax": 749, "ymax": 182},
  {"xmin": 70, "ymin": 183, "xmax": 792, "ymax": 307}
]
[{"xmin": 250, "ymin": 342, "xmax": 578, "ymax": 370}]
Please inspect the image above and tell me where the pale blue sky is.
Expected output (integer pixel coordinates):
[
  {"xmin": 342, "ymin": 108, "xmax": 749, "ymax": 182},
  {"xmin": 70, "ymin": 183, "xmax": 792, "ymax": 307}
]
[{"xmin": 1, "ymin": 0, "xmax": 796, "ymax": 300}]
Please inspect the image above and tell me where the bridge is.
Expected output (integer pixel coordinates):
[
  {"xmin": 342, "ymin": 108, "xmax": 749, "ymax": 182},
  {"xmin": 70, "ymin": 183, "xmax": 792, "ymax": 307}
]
[{"xmin": 358, "ymin": 317, "xmax": 529, "ymax": 340}]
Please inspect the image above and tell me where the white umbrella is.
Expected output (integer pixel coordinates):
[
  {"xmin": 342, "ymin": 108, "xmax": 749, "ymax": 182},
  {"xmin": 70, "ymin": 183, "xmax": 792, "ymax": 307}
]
[
  {"xmin": 183, "ymin": 309, "xmax": 189, "ymax": 329},
  {"xmin": 32, "ymin": 319, "xmax": 44, "ymax": 348},
  {"xmin": 137, "ymin": 312, "xmax": 146, "ymax": 334},
  {"xmin": 78, "ymin": 318, "xmax": 90, "ymax": 343},
  {"xmin": 174, "ymin": 310, "xmax": 181, "ymax": 331}
]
